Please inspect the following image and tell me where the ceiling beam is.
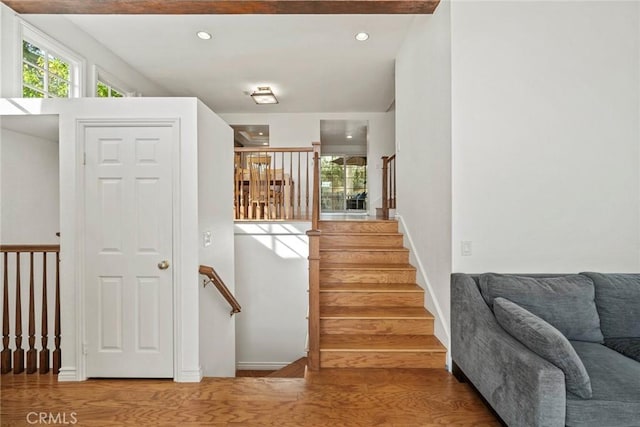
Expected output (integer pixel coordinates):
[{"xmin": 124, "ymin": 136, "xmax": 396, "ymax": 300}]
[{"xmin": 0, "ymin": 0, "xmax": 440, "ymax": 14}]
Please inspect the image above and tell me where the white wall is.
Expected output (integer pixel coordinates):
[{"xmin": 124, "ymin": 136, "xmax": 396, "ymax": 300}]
[
  {"xmin": 451, "ymin": 0, "xmax": 640, "ymax": 273},
  {"xmin": 0, "ymin": 3, "xmax": 170, "ymax": 98},
  {"xmin": 234, "ymin": 222, "xmax": 309, "ymax": 370},
  {"xmin": 395, "ymin": 5, "xmax": 452, "ymax": 349},
  {"xmin": 1, "ymin": 127, "xmax": 59, "ymax": 244},
  {"xmin": 220, "ymin": 112, "xmax": 395, "ymax": 216},
  {"xmin": 0, "ymin": 97, "xmax": 203, "ymax": 382},
  {"xmin": 0, "ymin": 125, "xmax": 60, "ymax": 365},
  {"xmin": 197, "ymin": 100, "xmax": 236, "ymax": 377}
]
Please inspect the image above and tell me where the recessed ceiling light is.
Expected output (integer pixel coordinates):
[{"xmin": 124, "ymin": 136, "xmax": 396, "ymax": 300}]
[
  {"xmin": 262, "ymin": 142, "xmax": 268, "ymax": 146},
  {"xmin": 259, "ymin": 132, "xmax": 264, "ymax": 136},
  {"xmin": 346, "ymin": 135, "xmax": 353, "ymax": 139},
  {"xmin": 355, "ymin": 32, "xmax": 369, "ymax": 41},
  {"xmin": 196, "ymin": 31, "xmax": 212, "ymax": 40}
]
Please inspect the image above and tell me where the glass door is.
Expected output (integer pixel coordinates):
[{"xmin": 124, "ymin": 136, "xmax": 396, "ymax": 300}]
[{"xmin": 320, "ymin": 155, "xmax": 367, "ymax": 212}]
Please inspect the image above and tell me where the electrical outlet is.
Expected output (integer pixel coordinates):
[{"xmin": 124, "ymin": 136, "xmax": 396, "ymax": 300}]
[
  {"xmin": 461, "ymin": 241, "xmax": 472, "ymax": 256},
  {"xmin": 203, "ymin": 231, "xmax": 212, "ymax": 247}
]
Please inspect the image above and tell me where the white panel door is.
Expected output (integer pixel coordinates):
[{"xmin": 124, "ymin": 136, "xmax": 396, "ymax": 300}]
[{"xmin": 84, "ymin": 124, "xmax": 174, "ymax": 378}]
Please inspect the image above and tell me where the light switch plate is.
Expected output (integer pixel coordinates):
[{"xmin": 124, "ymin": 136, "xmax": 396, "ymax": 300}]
[
  {"xmin": 203, "ymin": 231, "xmax": 212, "ymax": 247},
  {"xmin": 461, "ymin": 241, "xmax": 472, "ymax": 256}
]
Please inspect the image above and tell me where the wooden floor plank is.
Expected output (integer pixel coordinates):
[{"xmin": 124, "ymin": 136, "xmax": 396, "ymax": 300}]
[{"xmin": 0, "ymin": 369, "xmax": 498, "ymax": 426}]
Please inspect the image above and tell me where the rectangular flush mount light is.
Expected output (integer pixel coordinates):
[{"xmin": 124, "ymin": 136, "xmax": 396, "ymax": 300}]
[{"xmin": 251, "ymin": 86, "xmax": 278, "ymax": 104}]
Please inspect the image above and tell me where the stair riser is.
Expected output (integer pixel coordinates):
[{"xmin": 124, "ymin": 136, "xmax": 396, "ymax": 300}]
[
  {"xmin": 319, "ymin": 221, "xmax": 398, "ymax": 234},
  {"xmin": 320, "ymin": 319, "xmax": 433, "ymax": 335},
  {"xmin": 320, "ymin": 292, "xmax": 424, "ymax": 307},
  {"xmin": 320, "ymin": 250, "xmax": 409, "ymax": 264},
  {"xmin": 320, "ymin": 270, "xmax": 416, "ymax": 284},
  {"xmin": 320, "ymin": 235, "xmax": 404, "ymax": 248},
  {"xmin": 320, "ymin": 352, "xmax": 445, "ymax": 369}
]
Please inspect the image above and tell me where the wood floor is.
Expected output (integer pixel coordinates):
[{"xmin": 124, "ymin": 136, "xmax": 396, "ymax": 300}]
[{"xmin": 1, "ymin": 369, "xmax": 499, "ymax": 426}]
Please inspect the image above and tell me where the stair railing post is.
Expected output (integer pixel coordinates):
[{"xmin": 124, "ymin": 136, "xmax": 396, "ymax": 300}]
[
  {"xmin": 306, "ymin": 230, "xmax": 321, "ymax": 370},
  {"xmin": 307, "ymin": 142, "xmax": 321, "ymax": 370},
  {"xmin": 381, "ymin": 156, "xmax": 389, "ymax": 220}
]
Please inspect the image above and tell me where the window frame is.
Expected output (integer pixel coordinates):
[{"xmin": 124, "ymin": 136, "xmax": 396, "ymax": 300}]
[
  {"xmin": 20, "ymin": 21, "xmax": 85, "ymax": 98},
  {"xmin": 93, "ymin": 66, "xmax": 136, "ymax": 98}
]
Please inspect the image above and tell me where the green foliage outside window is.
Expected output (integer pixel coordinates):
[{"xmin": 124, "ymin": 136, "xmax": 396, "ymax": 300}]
[
  {"xmin": 97, "ymin": 80, "xmax": 124, "ymax": 98},
  {"xmin": 22, "ymin": 40, "xmax": 71, "ymax": 98}
]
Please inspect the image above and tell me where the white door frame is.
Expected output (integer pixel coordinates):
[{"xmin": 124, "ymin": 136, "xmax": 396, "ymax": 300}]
[{"xmin": 72, "ymin": 118, "xmax": 184, "ymax": 381}]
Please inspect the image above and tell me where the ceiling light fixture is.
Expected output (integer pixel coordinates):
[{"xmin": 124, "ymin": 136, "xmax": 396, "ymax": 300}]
[
  {"xmin": 196, "ymin": 31, "xmax": 212, "ymax": 40},
  {"xmin": 355, "ymin": 32, "xmax": 369, "ymax": 41},
  {"xmin": 346, "ymin": 135, "xmax": 353, "ymax": 139},
  {"xmin": 250, "ymin": 86, "xmax": 279, "ymax": 105}
]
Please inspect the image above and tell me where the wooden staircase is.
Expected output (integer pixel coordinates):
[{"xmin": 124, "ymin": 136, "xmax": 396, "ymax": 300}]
[{"xmin": 316, "ymin": 219, "xmax": 446, "ymax": 368}]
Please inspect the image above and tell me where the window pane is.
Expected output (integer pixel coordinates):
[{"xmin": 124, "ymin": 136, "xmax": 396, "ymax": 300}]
[
  {"xmin": 111, "ymin": 88, "xmax": 123, "ymax": 98},
  {"xmin": 96, "ymin": 81, "xmax": 110, "ymax": 97},
  {"xmin": 23, "ymin": 86, "xmax": 45, "ymax": 98},
  {"xmin": 48, "ymin": 55, "xmax": 70, "ymax": 80},
  {"xmin": 49, "ymin": 75, "xmax": 69, "ymax": 97},
  {"xmin": 22, "ymin": 40, "xmax": 44, "ymax": 66},
  {"xmin": 23, "ymin": 63, "xmax": 44, "ymax": 90}
]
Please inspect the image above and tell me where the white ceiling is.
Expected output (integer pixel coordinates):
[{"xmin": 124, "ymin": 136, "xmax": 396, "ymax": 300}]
[
  {"xmin": 1, "ymin": 115, "xmax": 59, "ymax": 141},
  {"xmin": 64, "ymin": 14, "xmax": 414, "ymax": 113}
]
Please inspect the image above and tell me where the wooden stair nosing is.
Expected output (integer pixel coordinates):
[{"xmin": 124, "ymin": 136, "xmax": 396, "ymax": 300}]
[
  {"xmin": 320, "ymin": 247, "xmax": 409, "ymax": 252},
  {"xmin": 320, "ymin": 283, "xmax": 424, "ymax": 292},
  {"xmin": 320, "ymin": 306, "xmax": 434, "ymax": 320},
  {"xmin": 320, "ymin": 334, "xmax": 446, "ymax": 353},
  {"xmin": 319, "ymin": 263, "xmax": 416, "ymax": 271}
]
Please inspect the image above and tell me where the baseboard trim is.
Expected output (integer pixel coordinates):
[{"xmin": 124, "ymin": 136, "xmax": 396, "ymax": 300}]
[
  {"xmin": 176, "ymin": 367, "xmax": 203, "ymax": 383},
  {"xmin": 236, "ymin": 362, "xmax": 289, "ymax": 371},
  {"xmin": 396, "ymin": 214, "xmax": 451, "ymax": 352},
  {"xmin": 57, "ymin": 367, "xmax": 81, "ymax": 382}
]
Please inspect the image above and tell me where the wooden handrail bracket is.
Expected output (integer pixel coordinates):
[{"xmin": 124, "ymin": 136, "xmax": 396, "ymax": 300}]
[{"xmin": 199, "ymin": 265, "xmax": 241, "ymax": 316}]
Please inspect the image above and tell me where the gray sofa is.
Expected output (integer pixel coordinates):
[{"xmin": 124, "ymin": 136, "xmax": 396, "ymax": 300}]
[{"xmin": 451, "ymin": 273, "xmax": 640, "ymax": 427}]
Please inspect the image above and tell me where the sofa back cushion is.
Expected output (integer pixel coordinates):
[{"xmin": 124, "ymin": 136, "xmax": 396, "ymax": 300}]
[
  {"xmin": 478, "ymin": 273, "xmax": 604, "ymax": 343},
  {"xmin": 580, "ymin": 272, "xmax": 640, "ymax": 338},
  {"xmin": 494, "ymin": 297, "xmax": 592, "ymax": 399}
]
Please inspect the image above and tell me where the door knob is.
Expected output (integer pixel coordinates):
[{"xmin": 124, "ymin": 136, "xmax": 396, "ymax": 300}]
[{"xmin": 158, "ymin": 260, "xmax": 170, "ymax": 270}]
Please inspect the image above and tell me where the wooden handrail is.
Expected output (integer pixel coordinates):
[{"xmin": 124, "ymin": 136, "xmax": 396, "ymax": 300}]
[
  {"xmin": 199, "ymin": 265, "xmax": 241, "ymax": 316},
  {"xmin": 0, "ymin": 245, "xmax": 60, "ymax": 253},
  {"xmin": 235, "ymin": 147, "xmax": 314, "ymax": 153},
  {"xmin": 381, "ymin": 154, "xmax": 397, "ymax": 220}
]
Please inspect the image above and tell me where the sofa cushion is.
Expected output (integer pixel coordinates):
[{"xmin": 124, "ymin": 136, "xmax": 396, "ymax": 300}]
[
  {"xmin": 566, "ymin": 341, "xmax": 640, "ymax": 427},
  {"xmin": 494, "ymin": 297, "xmax": 592, "ymax": 399},
  {"xmin": 478, "ymin": 273, "xmax": 604, "ymax": 342},
  {"xmin": 604, "ymin": 337, "xmax": 640, "ymax": 363},
  {"xmin": 580, "ymin": 273, "xmax": 640, "ymax": 338}
]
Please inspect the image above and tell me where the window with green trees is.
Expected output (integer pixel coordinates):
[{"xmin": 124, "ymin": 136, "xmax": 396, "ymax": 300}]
[
  {"xmin": 96, "ymin": 80, "xmax": 124, "ymax": 98},
  {"xmin": 22, "ymin": 40, "xmax": 73, "ymax": 98}
]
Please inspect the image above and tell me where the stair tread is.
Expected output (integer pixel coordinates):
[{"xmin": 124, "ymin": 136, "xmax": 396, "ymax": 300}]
[
  {"xmin": 320, "ymin": 283, "xmax": 423, "ymax": 292},
  {"xmin": 321, "ymin": 232, "xmax": 401, "ymax": 236},
  {"xmin": 320, "ymin": 334, "xmax": 446, "ymax": 352},
  {"xmin": 320, "ymin": 247, "xmax": 408, "ymax": 252},
  {"xmin": 319, "ymin": 220, "xmax": 397, "ymax": 224},
  {"xmin": 320, "ymin": 306, "xmax": 434, "ymax": 319},
  {"xmin": 320, "ymin": 263, "xmax": 415, "ymax": 270}
]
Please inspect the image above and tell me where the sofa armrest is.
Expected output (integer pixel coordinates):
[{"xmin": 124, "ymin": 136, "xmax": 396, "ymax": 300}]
[{"xmin": 451, "ymin": 273, "xmax": 566, "ymax": 427}]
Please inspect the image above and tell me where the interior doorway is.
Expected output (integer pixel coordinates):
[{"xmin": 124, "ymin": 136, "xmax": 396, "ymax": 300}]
[{"xmin": 319, "ymin": 120, "xmax": 368, "ymax": 213}]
